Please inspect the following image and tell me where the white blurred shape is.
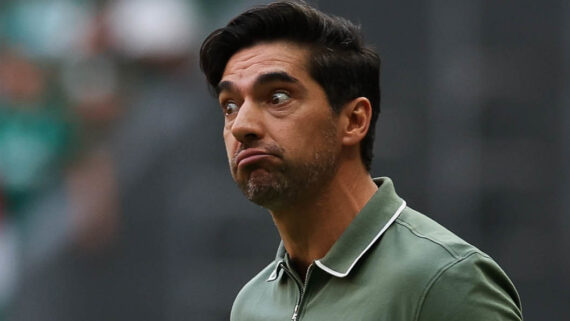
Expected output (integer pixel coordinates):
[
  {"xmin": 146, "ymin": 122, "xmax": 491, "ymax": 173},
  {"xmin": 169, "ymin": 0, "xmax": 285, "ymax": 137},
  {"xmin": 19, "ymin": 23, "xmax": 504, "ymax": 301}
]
[{"xmin": 106, "ymin": 0, "xmax": 200, "ymax": 58}]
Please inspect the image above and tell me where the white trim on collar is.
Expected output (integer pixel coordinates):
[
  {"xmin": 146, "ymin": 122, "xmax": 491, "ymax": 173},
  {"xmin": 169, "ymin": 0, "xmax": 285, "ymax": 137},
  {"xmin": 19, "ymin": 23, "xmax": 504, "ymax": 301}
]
[
  {"xmin": 267, "ymin": 260, "xmax": 284, "ymax": 281},
  {"xmin": 267, "ymin": 265, "xmax": 279, "ymax": 281},
  {"xmin": 314, "ymin": 200, "xmax": 407, "ymax": 278}
]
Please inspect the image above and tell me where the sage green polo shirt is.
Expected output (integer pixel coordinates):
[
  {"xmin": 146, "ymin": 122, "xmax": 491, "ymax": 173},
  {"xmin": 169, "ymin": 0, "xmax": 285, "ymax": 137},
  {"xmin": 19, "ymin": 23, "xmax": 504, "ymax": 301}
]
[{"xmin": 231, "ymin": 177, "xmax": 522, "ymax": 321}]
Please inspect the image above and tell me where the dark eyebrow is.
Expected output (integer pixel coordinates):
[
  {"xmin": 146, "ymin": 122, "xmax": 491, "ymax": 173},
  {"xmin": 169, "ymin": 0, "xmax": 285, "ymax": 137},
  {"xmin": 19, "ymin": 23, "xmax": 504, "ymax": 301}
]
[
  {"xmin": 216, "ymin": 80, "xmax": 236, "ymax": 96},
  {"xmin": 216, "ymin": 71, "xmax": 299, "ymax": 96},
  {"xmin": 254, "ymin": 71, "xmax": 299, "ymax": 87}
]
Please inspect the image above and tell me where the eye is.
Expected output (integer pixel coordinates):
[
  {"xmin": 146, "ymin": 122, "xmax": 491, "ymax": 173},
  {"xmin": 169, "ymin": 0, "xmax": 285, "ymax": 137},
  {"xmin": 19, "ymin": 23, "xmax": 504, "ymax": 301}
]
[
  {"xmin": 223, "ymin": 102, "xmax": 239, "ymax": 116},
  {"xmin": 270, "ymin": 91, "xmax": 291, "ymax": 105}
]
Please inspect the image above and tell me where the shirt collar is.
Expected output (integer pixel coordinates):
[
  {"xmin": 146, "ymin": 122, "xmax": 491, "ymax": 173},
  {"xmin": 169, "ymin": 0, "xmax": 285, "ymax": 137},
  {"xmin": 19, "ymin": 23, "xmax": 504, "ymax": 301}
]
[
  {"xmin": 267, "ymin": 242, "xmax": 286, "ymax": 281},
  {"xmin": 267, "ymin": 177, "xmax": 406, "ymax": 281}
]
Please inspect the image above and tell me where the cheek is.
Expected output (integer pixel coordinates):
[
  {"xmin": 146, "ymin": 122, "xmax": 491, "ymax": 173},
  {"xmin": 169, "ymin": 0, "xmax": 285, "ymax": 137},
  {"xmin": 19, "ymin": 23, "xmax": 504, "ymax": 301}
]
[
  {"xmin": 291, "ymin": 116, "xmax": 338, "ymax": 154},
  {"xmin": 278, "ymin": 125, "xmax": 321, "ymax": 157}
]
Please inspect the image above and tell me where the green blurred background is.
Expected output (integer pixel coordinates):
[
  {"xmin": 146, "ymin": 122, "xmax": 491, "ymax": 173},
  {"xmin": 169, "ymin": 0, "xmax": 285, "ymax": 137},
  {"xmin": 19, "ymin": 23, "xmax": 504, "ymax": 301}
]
[{"xmin": 0, "ymin": 0, "xmax": 567, "ymax": 320}]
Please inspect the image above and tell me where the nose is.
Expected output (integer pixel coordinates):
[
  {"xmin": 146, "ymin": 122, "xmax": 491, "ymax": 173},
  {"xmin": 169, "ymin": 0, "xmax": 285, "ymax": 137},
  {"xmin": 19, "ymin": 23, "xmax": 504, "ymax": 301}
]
[{"xmin": 230, "ymin": 100, "xmax": 264, "ymax": 144}]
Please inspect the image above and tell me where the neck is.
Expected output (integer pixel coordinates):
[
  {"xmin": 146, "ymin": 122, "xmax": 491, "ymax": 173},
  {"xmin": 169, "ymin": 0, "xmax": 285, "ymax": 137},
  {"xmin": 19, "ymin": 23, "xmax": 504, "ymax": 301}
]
[{"xmin": 269, "ymin": 163, "xmax": 378, "ymax": 278}]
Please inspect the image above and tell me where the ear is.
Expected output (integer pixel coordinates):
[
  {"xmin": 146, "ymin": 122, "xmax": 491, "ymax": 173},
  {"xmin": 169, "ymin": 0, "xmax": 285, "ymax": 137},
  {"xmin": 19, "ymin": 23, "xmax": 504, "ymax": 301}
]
[{"xmin": 340, "ymin": 97, "xmax": 372, "ymax": 146}]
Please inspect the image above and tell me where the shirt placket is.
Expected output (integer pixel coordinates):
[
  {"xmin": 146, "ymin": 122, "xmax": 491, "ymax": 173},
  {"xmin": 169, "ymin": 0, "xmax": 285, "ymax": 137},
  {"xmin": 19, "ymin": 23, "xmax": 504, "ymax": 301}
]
[{"xmin": 281, "ymin": 261, "xmax": 315, "ymax": 321}]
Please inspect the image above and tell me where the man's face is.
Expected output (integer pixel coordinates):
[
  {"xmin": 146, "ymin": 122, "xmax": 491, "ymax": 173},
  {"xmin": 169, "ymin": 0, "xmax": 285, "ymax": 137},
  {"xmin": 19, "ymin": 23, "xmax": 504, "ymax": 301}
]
[{"xmin": 217, "ymin": 41, "xmax": 341, "ymax": 210}]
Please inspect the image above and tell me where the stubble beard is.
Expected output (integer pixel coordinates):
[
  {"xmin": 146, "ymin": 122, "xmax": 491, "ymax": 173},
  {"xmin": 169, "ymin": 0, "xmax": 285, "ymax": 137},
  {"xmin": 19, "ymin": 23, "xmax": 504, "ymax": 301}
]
[{"xmin": 231, "ymin": 125, "xmax": 339, "ymax": 210}]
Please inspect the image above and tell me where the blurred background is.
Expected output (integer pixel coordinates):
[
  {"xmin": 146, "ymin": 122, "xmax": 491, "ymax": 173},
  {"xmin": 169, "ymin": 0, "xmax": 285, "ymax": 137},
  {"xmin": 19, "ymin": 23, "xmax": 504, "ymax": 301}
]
[{"xmin": 0, "ymin": 0, "xmax": 567, "ymax": 320}]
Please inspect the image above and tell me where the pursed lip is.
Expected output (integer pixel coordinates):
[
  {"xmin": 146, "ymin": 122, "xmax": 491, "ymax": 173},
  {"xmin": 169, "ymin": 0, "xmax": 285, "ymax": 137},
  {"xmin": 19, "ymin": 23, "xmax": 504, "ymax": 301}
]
[{"xmin": 235, "ymin": 148, "xmax": 275, "ymax": 167}]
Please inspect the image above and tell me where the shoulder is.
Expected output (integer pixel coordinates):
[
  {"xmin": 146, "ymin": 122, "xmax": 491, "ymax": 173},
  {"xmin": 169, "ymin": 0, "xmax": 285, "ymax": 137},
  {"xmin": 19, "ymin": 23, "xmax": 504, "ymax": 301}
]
[
  {"xmin": 387, "ymin": 207, "xmax": 522, "ymax": 321},
  {"xmin": 371, "ymin": 206, "xmax": 490, "ymax": 289},
  {"xmin": 230, "ymin": 261, "xmax": 276, "ymax": 320},
  {"xmin": 415, "ymin": 252, "xmax": 522, "ymax": 321},
  {"xmin": 394, "ymin": 206, "xmax": 485, "ymax": 260}
]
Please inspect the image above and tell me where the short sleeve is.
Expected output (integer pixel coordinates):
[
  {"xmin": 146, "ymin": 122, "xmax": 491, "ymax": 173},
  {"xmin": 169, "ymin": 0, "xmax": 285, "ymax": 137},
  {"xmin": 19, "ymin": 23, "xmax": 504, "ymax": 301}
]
[{"xmin": 416, "ymin": 252, "xmax": 522, "ymax": 321}]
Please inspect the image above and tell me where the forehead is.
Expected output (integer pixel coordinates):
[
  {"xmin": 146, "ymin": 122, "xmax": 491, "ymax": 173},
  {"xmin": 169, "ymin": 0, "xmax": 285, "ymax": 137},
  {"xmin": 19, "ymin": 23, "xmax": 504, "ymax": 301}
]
[{"xmin": 221, "ymin": 41, "xmax": 310, "ymax": 86}]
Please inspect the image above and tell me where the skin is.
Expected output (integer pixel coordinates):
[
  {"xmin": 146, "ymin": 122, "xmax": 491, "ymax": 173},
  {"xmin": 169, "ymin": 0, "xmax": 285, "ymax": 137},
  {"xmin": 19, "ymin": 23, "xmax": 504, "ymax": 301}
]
[{"xmin": 218, "ymin": 41, "xmax": 378, "ymax": 278}]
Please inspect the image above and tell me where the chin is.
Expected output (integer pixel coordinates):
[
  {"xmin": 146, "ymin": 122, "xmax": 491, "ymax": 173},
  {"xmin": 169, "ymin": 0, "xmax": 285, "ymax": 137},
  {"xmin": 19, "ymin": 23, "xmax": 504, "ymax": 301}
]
[{"xmin": 239, "ymin": 170, "xmax": 289, "ymax": 208}]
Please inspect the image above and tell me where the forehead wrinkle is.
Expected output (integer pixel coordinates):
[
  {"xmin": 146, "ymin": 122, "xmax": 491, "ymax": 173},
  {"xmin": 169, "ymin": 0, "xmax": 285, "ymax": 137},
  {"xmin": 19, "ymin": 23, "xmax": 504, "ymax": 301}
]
[
  {"xmin": 220, "ymin": 42, "xmax": 311, "ymax": 96},
  {"xmin": 224, "ymin": 44, "xmax": 308, "ymax": 76}
]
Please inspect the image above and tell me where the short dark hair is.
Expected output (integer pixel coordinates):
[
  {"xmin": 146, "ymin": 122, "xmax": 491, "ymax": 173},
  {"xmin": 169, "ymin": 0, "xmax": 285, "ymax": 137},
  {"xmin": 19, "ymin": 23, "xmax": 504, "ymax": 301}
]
[{"xmin": 200, "ymin": 1, "xmax": 381, "ymax": 170}]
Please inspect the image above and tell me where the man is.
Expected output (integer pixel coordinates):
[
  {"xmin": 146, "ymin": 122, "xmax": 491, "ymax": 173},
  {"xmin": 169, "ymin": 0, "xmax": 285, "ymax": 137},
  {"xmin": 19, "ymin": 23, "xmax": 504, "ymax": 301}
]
[{"xmin": 199, "ymin": 1, "xmax": 522, "ymax": 320}]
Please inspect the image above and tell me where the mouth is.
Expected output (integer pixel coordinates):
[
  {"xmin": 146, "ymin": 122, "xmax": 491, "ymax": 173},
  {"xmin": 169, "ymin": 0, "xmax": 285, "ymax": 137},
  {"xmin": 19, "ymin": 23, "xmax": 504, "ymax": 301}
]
[{"xmin": 235, "ymin": 148, "xmax": 277, "ymax": 169}]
